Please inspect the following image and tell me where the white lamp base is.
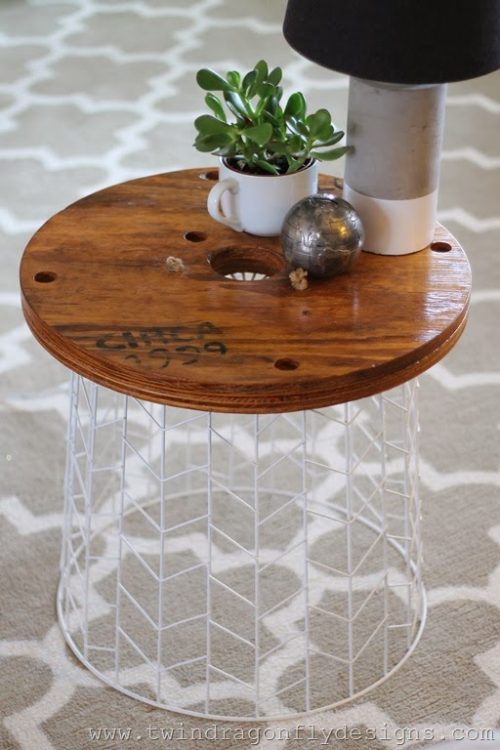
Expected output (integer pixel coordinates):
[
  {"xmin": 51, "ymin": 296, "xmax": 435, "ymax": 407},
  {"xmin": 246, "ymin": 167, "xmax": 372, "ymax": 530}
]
[{"xmin": 343, "ymin": 183, "xmax": 438, "ymax": 256}]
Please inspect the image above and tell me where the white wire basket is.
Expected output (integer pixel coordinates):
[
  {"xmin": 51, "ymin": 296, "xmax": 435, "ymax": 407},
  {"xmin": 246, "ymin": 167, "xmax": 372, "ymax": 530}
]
[{"xmin": 58, "ymin": 373, "xmax": 426, "ymax": 720}]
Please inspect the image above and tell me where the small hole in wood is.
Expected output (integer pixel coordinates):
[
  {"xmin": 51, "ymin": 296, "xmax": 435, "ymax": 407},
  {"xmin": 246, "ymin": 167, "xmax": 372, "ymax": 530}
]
[
  {"xmin": 200, "ymin": 170, "xmax": 218, "ymax": 181},
  {"xmin": 274, "ymin": 358, "xmax": 299, "ymax": 371},
  {"xmin": 34, "ymin": 271, "xmax": 57, "ymax": 283},
  {"xmin": 431, "ymin": 241, "xmax": 452, "ymax": 253},
  {"xmin": 184, "ymin": 231, "xmax": 207, "ymax": 242}
]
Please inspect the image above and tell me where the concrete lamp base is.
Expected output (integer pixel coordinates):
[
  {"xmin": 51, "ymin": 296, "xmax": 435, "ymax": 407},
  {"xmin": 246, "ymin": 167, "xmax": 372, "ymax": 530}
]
[{"xmin": 342, "ymin": 78, "xmax": 447, "ymax": 256}]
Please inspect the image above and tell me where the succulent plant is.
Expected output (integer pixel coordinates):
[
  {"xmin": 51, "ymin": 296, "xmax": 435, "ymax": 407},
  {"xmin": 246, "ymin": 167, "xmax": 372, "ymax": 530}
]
[{"xmin": 194, "ymin": 59, "xmax": 348, "ymax": 176}]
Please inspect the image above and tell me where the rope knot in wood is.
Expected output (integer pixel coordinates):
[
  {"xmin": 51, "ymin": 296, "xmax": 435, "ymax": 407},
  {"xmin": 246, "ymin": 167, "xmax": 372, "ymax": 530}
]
[
  {"xmin": 165, "ymin": 256, "xmax": 185, "ymax": 273},
  {"xmin": 289, "ymin": 267, "xmax": 308, "ymax": 291}
]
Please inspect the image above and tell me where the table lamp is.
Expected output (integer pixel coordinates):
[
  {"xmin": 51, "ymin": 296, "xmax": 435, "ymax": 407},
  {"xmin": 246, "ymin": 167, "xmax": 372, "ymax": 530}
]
[{"xmin": 283, "ymin": 0, "xmax": 500, "ymax": 255}]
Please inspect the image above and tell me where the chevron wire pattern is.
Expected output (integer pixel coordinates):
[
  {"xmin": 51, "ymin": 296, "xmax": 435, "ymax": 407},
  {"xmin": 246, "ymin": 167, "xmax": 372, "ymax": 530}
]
[{"xmin": 57, "ymin": 375, "xmax": 424, "ymax": 720}]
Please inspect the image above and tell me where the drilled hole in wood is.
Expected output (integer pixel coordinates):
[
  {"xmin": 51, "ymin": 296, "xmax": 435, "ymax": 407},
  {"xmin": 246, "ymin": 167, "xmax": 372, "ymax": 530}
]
[
  {"xmin": 431, "ymin": 241, "xmax": 452, "ymax": 253},
  {"xmin": 274, "ymin": 358, "xmax": 299, "ymax": 371},
  {"xmin": 209, "ymin": 246, "xmax": 285, "ymax": 281},
  {"xmin": 200, "ymin": 170, "xmax": 218, "ymax": 181},
  {"xmin": 34, "ymin": 271, "xmax": 57, "ymax": 283},
  {"xmin": 184, "ymin": 231, "xmax": 207, "ymax": 242}
]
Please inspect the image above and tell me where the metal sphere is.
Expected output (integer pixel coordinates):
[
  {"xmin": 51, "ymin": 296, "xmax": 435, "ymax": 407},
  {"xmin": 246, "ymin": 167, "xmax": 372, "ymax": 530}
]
[{"xmin": 281, "ymin": 193, "xmax": 364, "ymax": 278}]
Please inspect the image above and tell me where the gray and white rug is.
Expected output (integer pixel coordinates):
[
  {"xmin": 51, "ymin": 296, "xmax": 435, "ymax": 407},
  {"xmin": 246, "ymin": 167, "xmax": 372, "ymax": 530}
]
[{"xmin": 1, "ymin": 1, "xmax": 500, "ymax": 748}]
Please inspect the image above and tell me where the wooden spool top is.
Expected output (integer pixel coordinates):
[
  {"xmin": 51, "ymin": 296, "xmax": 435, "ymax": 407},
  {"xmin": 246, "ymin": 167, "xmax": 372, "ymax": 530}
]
[{"xmin": 20, "ymin": 168, "xmax": 471, "ymax": 413}]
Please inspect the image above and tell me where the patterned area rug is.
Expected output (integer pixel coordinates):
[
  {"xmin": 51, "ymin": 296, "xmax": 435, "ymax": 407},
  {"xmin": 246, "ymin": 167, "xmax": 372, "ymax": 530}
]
[{"xmin": 1, "ymin": 1, "xmax": 500, "ymax": 748}]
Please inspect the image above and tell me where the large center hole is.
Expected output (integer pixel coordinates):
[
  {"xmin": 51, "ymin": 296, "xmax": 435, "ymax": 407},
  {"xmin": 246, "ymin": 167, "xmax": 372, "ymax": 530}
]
[{"xmin": 209, "ymin": 247, "xmax": 285, "ymax": 281}]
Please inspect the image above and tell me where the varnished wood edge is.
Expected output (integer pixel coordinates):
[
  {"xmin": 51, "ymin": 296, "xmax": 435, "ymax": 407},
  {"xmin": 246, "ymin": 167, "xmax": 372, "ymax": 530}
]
[{"xmin": 21, "ymin": 289, "xmax": 470, "ymax": 414}]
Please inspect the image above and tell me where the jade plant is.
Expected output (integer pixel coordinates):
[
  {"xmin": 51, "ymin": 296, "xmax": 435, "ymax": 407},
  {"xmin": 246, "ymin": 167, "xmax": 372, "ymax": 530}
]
[{"xmin": 194, "ymin": 59, "xmax": 348, "ymax": 176}]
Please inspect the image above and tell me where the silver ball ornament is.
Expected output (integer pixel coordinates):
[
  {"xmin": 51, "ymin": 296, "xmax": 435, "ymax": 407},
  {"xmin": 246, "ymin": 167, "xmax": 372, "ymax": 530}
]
[{"xmin": 281, "ymin": 193, "xmax": 364, "ymax": 278}]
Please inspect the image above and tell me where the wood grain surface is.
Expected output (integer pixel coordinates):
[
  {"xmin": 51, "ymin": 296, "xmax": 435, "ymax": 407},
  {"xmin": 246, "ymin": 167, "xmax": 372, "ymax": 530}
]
[{"xmin": 20, "ymin": 169, "xmax": 471, "ymax": 413}]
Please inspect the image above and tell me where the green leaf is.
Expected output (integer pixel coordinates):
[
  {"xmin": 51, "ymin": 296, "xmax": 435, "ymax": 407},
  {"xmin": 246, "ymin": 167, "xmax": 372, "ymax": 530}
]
[
  {"xmin": 284, "ymin": 92, "xmax": 306, "ymax": 119},
  {"xmin": 265, "ymin": 141, "xmax": 286, "ymax": 154},
  {"xmin": 194, "ymin": 132, "xmax": 233, "ymax": 152},
  {"xmin": 254, "ymin": 83, "xmax": 275, "ymax": 117},
  {"xmin": 194, "ymin": 114, "xmax": 233, "ymax": 136},
  {"xmin": 214, "ymin": 143, "xmax": 237, "ymax": 157},
  {"xmin": 196, "ymin": 68, "xmax": 233, "ymax": 92},
  {"xmin": 268, "ymin": 66, "xmax": 282, "ymax": 86},
  {"xmin": 254, "ymin": 59, "xmax": 268, "ymax": 86},
  {"xmin": 306, "ymin": 109, "xmax": 331, "ymax": 137},
  {"xmin": 286, "ymin": 157, "xmax": 304, "ymax": 174},
  {"xmin": 224, "ymin": 99, "xmax": 246, "ymax": 122},
  {"xmin": 244, "ymin": 123, "xmax": 273, "ymax": 146},
  {"xmin": 310, "ymin": 145, "xmax": 350, "ymax": 161},
  {"xmin": 256, "ymin": 81, "xmax": 274, "ymax": 100},
  {"xmin": 274, "ymin": 85, "xmax": 284, "ymax": 103},
  {"xmin": 254, "ymin": 158, "xmax": 280, "ymax": 175},
  {"xmin": 204, "ymin": 93, "xmax": 226, "ymax": 122},
  {"xmin": 265, "ymin": 96, "xmax": 283, "ymax": 125},
  {"xmin": 224, "ymin": 90, "xmax": 254, "ymax": 119},
  {"xmin": 287, "ymin": 134, "xmax": 303, "ymax": 153},
  {"xmin": 314, "ymin": 130, "xmax": 345, "ymax": 147},
  {"xmin": 227, "ymin": 70, "xmax": 241, "ymax": 88},
  {"xmin": 242, "ymin": 70, "xmax": 257, "ymax": 95},
  {"xmin": 266, "ymin": 134, "xmax": 302, "ymax": 155},
  {"xmin": 287, "ymin": 116, "xmax": 309, "ymax": 139},
  {"xmin": 261, "ymin": 109, "xmax": 280, "ymax": 129}
]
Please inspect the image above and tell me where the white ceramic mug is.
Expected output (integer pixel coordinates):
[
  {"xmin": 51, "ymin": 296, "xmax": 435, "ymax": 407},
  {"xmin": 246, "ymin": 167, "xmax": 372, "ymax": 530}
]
[{"xmin": 207, "ymin": 158, "xmax": 318, "ymax": 237}]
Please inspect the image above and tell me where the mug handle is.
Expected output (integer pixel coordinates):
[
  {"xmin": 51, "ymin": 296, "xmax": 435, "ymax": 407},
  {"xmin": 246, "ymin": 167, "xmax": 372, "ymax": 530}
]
[{"xmin": 207, "ymin": 179, "xmax": 243, "ymax": 231}]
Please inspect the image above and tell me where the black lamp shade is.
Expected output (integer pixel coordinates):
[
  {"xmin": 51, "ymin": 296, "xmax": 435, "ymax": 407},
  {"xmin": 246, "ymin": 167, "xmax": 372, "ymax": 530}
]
[{"xmin": 283, "ymin": 0, "xmax": 500, "ymax": 84}]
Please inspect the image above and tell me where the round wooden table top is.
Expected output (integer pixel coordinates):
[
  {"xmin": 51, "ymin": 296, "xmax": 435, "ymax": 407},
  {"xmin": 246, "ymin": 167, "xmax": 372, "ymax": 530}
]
[{"xmin": 20, "ymin": 168, "xmax": 471, "ymax": 413}]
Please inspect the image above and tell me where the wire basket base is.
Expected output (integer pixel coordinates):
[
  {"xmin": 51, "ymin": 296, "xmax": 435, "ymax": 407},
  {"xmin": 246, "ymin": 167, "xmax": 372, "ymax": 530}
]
[{"xmin": 58, "ymin": 375, "xmax": 425, "ymax": 720}]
